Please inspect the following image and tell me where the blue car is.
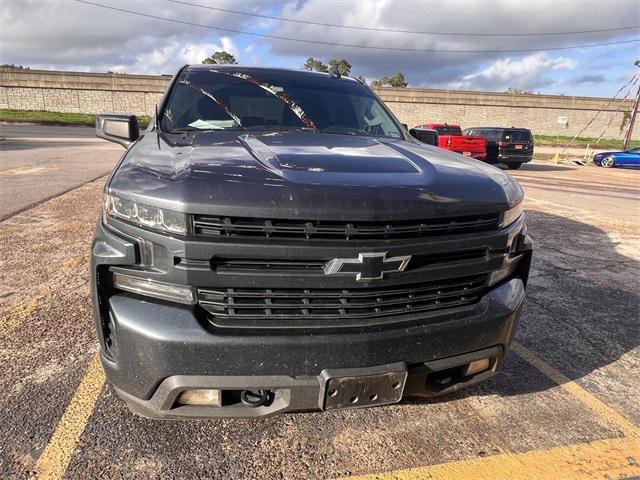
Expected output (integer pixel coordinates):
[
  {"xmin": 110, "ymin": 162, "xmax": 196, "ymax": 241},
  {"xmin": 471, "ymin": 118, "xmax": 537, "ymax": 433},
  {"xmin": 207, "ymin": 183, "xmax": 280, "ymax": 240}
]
[{"xmin": 593, "ymin": 146, "xmax": 640, "ymax": 168}]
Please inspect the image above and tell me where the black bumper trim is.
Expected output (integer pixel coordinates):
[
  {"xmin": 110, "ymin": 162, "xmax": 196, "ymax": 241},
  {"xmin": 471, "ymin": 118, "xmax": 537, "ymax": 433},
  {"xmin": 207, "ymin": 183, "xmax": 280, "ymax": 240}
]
[{"xmin": 113, "ymin": 345, "xmax": 504, "ymax": 419}]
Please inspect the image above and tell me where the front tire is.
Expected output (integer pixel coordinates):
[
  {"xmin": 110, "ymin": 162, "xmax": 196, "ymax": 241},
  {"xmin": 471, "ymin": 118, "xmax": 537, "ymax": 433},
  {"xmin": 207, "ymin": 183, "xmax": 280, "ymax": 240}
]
[{"xmin": 600, "ymin": 156, "xmax": 615, "ymax": 168}]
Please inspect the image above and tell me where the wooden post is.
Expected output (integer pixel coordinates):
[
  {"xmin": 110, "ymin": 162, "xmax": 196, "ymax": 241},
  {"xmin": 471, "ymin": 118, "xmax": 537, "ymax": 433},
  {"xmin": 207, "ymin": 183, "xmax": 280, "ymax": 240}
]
[{"xmin": 623, "ymin": 60, "xmax": 640, "ymax": 150}]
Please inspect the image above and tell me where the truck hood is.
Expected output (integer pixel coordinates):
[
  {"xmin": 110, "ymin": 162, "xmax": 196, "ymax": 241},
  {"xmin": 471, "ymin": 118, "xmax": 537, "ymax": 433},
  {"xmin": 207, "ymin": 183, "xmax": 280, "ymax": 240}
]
[{"xmin": 107, "ymin": 130, "xmax": 522, "ymax": 221}]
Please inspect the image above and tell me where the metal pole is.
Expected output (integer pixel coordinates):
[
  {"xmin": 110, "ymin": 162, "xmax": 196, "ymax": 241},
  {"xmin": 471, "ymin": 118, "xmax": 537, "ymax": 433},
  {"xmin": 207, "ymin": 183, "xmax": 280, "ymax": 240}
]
[{"xmin": 623, "ymin": 60, "xmax": 640, "ymax": 150}]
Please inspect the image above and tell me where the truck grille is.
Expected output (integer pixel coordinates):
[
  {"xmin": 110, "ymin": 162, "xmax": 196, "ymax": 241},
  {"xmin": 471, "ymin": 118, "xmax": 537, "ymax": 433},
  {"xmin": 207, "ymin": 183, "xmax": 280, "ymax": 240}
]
[
  {"xmin": 198, "ymin": 275, "xmax": 486, "ymax": 326},
  {"xmin": 211, "ymin": 249, "xmax": 488, "ymax": 274},
  {"xmin": 192, "ymin": 214, "xmax": 499, "ymax": 240}
]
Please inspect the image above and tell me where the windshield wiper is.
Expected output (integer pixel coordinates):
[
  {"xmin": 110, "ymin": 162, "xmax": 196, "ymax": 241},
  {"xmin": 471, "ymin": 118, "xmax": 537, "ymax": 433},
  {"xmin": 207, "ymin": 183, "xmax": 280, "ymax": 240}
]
[
  {"xmin": 177, "ymin": 79, "xmax": 246, "ymax": 129},
  {"xmin": 170, "ymin": 127, "xmax": 200, "ymax": 133},
  {"xmin": 243, "ymin": 125, "xmax": 315, "ymax": 133},
  {"xmin": 319, "ymin": 126, "xmax": 371, "ymax": 136}
]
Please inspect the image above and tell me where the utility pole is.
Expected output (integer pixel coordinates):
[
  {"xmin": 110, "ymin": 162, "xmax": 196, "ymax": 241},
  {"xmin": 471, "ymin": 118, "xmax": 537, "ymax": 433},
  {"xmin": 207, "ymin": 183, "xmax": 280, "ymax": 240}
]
[{"xmin": 622, "ymin": 59, "xmax": 640, "ymax": 151}]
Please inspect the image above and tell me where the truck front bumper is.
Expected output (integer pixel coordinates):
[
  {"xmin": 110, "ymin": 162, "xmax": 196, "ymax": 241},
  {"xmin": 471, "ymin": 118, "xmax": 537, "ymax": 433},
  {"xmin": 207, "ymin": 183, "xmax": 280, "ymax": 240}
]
[
  {"xmin": 103, "ymin": 277, "xmax": 525, "ymax": 419},
  {"xmin": 497, "ymin": 154, "xmax": 533, "ymax": 164}
]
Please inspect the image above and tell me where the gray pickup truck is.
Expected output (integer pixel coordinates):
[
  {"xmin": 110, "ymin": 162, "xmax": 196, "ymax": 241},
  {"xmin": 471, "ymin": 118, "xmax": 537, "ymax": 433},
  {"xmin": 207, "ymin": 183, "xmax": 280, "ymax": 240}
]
[{"xmin": 91, "ymin": 65, "xmax": 532, "ymax": 418}]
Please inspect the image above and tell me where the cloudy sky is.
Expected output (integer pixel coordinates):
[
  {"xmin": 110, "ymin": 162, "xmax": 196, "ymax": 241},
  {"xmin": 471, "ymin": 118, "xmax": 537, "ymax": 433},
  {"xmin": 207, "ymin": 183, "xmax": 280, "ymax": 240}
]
[{"xmin": 1, "ymin": 0, "xmax": 639, "ymax": 96}]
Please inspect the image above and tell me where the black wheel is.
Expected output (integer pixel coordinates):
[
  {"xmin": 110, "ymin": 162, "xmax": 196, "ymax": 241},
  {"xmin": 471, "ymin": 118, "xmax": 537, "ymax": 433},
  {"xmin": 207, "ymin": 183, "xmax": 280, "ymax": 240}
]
[
  {"xmin": 507, "ymin": 163, "xmax": 522, "ymax": 170},
  {"xmin": 600, "ymin": 156, "xmax": 615, "ymax": 168}
]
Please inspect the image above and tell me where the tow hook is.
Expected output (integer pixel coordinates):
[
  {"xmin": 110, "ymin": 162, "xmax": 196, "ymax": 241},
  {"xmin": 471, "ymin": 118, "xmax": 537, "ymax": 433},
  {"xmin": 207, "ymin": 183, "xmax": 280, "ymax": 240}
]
[{"xmin": 240, "ymin": 389, "xmax": 269, "ymax": 407}]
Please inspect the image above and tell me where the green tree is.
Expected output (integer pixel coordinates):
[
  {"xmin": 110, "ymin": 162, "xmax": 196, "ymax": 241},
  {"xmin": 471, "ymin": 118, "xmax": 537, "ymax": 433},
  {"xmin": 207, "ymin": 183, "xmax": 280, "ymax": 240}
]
[
  {"xmin": 303, "ymin": 57, "xmax": 329, "ymax": 73},
  {"xmin": 303, "ymin": 57, "xmax": 363, "ymax": 79},
  {"xmin": 202, "ymin": 51, "xmax": 238, "ymax": 65},
  {"xmin": 371, "ymin": 72, "xmax": 408, "ymax": 88},
  {"xmin": 328, "ymin": 58, "xmax": 352, "ymax": 76},
  {"xmin": 1, "ymin": 64, "xmax": 30, "ymax": 70},
  {"xmin": 505, "ymin": 87, "xmax": 533, "ymax": 95},
  {"xmin": 355, "ymin": 75, "xmax": 367, "ymax": 85}
]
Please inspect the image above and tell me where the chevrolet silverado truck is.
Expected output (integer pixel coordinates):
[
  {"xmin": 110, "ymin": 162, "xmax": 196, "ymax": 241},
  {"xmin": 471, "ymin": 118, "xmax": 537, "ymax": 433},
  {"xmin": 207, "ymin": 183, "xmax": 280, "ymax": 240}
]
[
  {"xmin": 414, "ymin": 123, "xmax": 487, "ymax": 160},
  {"xmin": 91, "ymin": 65, "xmax": 532, "ymax": 419}
]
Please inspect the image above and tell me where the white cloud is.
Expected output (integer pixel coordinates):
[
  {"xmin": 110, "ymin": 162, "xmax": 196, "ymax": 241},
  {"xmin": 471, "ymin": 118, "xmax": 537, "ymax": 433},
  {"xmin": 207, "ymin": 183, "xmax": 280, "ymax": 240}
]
[
  {"xmin": 0, "ymin": 0, "xmax": 637, "ymax": 91},
  {"xmin": 268, "ymin": 0, "xmax": 637, "ymax": 89},
  {"xmin": 447, "ymin": 53, "xmax": 578, "ymax": 91},
  {"xmin": 0, "ymin": 0, "xmax": 264, "ymax": 74},
  {"xmin": 107, "ymin": 37, "xmax": 238, "ymax": 75}
]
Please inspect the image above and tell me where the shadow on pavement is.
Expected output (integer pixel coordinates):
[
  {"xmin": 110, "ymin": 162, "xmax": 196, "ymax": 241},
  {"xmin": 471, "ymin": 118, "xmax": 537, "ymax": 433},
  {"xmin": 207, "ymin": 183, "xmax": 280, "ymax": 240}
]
[
  {"xmin": 516, "ymin": 162, "xmax": 576, "ymax": 172},
  {"xmin": 413, "ymin": 209, "xmax": 639, "ymax": 404},
  {"xmin": 495, "ymin": 162, "xmax": 575, "ymax": 172}
]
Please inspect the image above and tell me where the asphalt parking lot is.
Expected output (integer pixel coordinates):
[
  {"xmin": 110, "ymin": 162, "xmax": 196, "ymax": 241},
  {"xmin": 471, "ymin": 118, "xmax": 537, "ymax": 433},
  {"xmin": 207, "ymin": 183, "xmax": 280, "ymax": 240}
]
[
  {"xmin": 0, "ymin": 126, "xmax": 638, "ymax": 479},
  {"xmin": 0, "ymin": 124, "xmax": 121, "ymax": 221}
]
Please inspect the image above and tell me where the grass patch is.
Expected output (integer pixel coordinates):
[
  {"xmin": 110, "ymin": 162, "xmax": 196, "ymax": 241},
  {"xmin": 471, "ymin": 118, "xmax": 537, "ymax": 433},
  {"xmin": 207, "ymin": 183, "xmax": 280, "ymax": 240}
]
[
  {"xmin": 534, "ymin": 134, "xmax": 639, "ymax": 150},
  {"xmin": 1, "ymin": 109, "xmax": 97, "ymax": 126},
  {"xmin": 0, "ymin": 109, "xmax": 151, "ymax": 128}
]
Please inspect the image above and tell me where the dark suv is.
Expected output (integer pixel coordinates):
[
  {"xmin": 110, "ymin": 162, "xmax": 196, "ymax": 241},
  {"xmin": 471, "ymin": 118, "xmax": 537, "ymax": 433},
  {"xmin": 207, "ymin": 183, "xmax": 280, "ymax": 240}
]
[
  {"xmin": 464, "ymin": 127, "xmax": 534, "ymax": 169},
  {"xmin": 91, "ymin": 65, "xmax": 532, "ymax": 419}
]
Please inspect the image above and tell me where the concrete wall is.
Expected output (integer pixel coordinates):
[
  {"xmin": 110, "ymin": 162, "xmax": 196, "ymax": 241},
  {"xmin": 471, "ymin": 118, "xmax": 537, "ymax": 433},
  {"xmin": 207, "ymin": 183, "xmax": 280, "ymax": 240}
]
[
  {"xmin": 0, "ymin": 68, "xmax": 169, "ymax": 117},
  {"xmin": 1, "ymin": 67, "xmax": 636, "ymax": 139},
  {"xmin": 375, "ymin": 87, "xmax": 637, "ymax": 140}
]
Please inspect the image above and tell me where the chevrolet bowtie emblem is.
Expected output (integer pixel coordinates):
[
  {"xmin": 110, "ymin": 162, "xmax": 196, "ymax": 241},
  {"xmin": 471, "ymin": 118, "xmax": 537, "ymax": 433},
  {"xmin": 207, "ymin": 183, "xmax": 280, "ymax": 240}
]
[{"xmin": 324, "ymin": 252, "xmax": 412, "ymax": 281}]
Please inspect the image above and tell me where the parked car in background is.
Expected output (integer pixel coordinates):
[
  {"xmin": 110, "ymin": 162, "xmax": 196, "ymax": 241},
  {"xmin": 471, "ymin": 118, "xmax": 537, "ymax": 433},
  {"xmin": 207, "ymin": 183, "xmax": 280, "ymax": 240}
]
[
  {"xmin": 593, "ymin": 146, "xmax": 640, "ymax": 168},
  {"xmin": 464, "ymin": 127, "xmax": 534, "ymax": 170},
  {"xmin": 414, "ymin": 123, "xmax": 486, "ymax": 160},
  {"xmin": 408, "ymin": 127, "xmax": 438, "ymax": 146}
]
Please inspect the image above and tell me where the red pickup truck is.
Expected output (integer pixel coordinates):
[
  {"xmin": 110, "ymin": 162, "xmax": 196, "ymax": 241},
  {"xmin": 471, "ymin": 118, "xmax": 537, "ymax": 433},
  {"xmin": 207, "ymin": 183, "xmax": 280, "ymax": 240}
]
[{"xmin": 415, "ymin": 123, "xmax": 487, "ymax": 160}]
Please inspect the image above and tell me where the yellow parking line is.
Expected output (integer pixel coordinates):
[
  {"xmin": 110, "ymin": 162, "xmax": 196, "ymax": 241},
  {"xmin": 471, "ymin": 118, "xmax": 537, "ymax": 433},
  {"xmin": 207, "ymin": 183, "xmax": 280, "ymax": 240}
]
[
  {"xmin": 32, "ymin": 354, "xmax": 105, "ymax": 480},
  {"xmin": 511, "ymin": 341, "xmax": 640, "ymax": 439},
  {"xmin": 344, "ymin": 343, "xmax": 640, "ymax": 480},
  {"xmin": 0, "ymin": 165, "xmax": 59, "ymax": 176},
  {"xmin": 1, "ymin": 298, "xmax": 40, "ymax": 338},
  {"xmin": 342, "ymin": 437, "xmax": 640, "ymax": 480}
]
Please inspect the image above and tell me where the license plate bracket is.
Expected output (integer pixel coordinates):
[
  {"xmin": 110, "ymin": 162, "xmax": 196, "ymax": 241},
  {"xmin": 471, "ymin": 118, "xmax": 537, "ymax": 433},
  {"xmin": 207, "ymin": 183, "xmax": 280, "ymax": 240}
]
[{"xmin": 319, "ymin": 363, "xmax": 408, "ymax": 411}]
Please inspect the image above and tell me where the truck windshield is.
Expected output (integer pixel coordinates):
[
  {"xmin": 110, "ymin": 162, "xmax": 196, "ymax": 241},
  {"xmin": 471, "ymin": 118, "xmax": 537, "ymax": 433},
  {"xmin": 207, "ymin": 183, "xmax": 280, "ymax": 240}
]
[
  {"xmin": 502, "ymin": 129, "xmax": 532, "ymax": 143},
  {"xmin": 432, "ymin": 125, "xmax": 462, "ymax": 136},
  {"xmin": 161, "ymin": 68, "xmax": 403, "ymax": 139}
]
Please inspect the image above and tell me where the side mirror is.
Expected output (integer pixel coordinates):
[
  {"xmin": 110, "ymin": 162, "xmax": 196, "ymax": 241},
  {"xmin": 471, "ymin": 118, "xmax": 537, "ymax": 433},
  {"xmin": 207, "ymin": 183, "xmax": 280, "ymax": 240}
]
[
  {"xmin": 409, "ymin": 128, "xmax": 439, "ymax": 146},
  {"xmin": 96, "ymin": 114, "xmax": 139, "ymax": 148},
  {"xmin": 401, "ymin": 123, "xmax": 408, "ymax": 130}
]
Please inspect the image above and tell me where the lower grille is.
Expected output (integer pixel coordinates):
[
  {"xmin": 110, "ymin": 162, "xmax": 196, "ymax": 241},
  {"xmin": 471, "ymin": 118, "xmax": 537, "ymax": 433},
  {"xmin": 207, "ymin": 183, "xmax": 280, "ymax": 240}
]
[{"xmin": 198, "ymin": 275, "xmax": 487, "ymax": 326}]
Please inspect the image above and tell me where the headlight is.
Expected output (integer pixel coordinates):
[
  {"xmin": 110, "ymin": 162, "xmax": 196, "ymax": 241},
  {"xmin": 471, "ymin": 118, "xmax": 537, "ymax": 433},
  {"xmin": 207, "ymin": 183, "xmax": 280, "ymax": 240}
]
[
  {"xmin": 501, "ymin": 202, "xmax": 524, "ymax": 228},
  {"xmin": 104, "ymin": 194, "xmax": 187, "ymax": 235}
]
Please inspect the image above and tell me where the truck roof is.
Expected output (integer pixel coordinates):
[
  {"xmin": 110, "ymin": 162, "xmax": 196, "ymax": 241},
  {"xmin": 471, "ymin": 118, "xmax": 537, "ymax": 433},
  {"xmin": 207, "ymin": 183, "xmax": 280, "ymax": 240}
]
[
  {"xmin": 421, "ymin": 123, "xmax": 461, "ymax": 128},
  {"xmin": 185, "ymin": 64, "xmax": 360, "ymax": 82},
  {"xmin": 466, "ymin": 126, "xmax": 531, "ymax": 131}
]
